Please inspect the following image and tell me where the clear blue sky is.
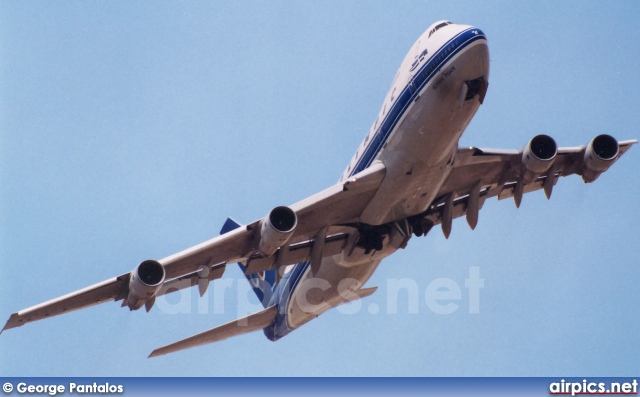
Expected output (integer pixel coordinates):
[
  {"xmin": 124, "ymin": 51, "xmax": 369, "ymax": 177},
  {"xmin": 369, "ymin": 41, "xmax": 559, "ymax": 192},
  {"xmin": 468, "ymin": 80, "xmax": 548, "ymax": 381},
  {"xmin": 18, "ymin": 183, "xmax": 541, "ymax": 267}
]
[{"xmin": 1, "ymin": 1, "xmax": 638, "ymax": 376}]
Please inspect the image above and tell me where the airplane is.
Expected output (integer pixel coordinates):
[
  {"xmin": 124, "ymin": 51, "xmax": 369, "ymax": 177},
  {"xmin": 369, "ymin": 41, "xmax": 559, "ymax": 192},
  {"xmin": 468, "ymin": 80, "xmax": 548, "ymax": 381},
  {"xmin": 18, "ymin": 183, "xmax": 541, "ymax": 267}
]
[{"xmin": 2, "ymin": 20, "xmax": 636, "ymax": 358}]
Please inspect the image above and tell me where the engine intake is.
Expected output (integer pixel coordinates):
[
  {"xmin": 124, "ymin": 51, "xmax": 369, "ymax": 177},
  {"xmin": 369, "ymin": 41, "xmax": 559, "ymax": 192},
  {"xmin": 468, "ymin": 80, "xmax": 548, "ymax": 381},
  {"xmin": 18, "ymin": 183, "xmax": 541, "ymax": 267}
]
[
  {"xmin": 258, "ymin": 206, "xmax": 297, "ymax": 257},
  {"xmin": 582, "ymin": 134, "xmax": 619, "ymax": 183},
  {"xmin": 522, "ymin": 134, "xmax": 557, "ymax": 183},
  {"xmin": 127, "ymin": 259, "xmax": 166, "ymax": 310}
]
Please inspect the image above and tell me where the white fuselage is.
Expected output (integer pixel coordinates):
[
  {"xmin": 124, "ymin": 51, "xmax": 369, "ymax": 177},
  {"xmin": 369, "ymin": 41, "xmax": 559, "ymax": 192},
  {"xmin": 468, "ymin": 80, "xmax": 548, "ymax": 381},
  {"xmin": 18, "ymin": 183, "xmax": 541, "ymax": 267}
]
[{"xmin": 268, "ymin": 22, "xmax": 490, "ymax": 338}]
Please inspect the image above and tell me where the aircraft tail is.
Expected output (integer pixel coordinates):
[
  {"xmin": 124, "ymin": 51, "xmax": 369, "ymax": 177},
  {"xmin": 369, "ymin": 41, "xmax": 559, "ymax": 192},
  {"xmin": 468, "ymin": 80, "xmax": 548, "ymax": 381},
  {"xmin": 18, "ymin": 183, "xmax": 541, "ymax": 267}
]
[{"xmin": 220, "ymin": 218, "xmax": 277, "ymax": 308}]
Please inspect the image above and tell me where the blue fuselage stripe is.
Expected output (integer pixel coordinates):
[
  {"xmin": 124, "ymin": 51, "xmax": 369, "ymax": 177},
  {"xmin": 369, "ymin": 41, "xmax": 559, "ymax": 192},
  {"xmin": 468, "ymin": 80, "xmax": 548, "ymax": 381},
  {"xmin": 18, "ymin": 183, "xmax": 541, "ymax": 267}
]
[
  {"xmin": 350, "ymin": 28, "xmax": 486, "ymax": 178},
  {"xmin": 265, "ymin": 27, "xmax": 487, "ymax": 340}
]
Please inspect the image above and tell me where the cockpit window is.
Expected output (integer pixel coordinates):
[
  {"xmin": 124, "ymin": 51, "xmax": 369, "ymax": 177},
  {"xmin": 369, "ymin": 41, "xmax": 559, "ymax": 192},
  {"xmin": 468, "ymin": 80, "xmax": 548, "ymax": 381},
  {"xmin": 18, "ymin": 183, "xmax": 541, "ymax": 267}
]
[{"xmin": 428, "ymin": 21, "xmax": 452, "ymax": 38}]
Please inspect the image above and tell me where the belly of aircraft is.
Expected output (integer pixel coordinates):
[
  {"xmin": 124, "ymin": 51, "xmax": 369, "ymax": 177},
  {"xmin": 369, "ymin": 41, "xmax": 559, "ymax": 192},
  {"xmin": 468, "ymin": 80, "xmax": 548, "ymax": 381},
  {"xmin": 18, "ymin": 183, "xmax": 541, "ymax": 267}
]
[
  {"xmin": 284, "ymin": 255, "xmax": 381, "ymax": 330},
  {"xmin": 361, "ymin": 39, "xmax": 490, "ymax": 225},
  {"xmin": 270, "ymin": 35, "xmax": 491, "ymax": 339}
]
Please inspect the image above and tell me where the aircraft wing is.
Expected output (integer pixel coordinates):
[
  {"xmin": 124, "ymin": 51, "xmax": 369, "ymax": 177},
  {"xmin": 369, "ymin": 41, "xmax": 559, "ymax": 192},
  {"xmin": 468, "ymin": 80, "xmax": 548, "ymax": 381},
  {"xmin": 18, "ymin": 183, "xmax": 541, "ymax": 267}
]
[
  {"xmin": 4, "ymin": 135, "xmax": 635, "ymax": 332},
  {"xmin": 2, "ymin": 161, "xmax": 386, "ymax": 332},
  {"xmin": 417, "ymin": 136, "xmax": 637, "ymax": 236}
]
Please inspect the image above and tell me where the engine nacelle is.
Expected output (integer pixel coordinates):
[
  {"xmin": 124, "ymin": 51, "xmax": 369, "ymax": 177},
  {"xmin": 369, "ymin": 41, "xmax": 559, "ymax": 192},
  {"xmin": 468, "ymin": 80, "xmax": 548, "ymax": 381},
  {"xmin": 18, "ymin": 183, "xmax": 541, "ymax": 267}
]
[
  {"xmin": 582, "ymin": 134, "xmax": 619, "ymax": 183},
  {"xmin": 258, "ymin": 206, "xmax": 297, "ymax": 257},
  {"xmin": 127, "ymin": 259, "xmax": 166, "ymax": 310},
  {"xmin": 522, "ymin": 134, "xmax": 557, "ymax": 183}
]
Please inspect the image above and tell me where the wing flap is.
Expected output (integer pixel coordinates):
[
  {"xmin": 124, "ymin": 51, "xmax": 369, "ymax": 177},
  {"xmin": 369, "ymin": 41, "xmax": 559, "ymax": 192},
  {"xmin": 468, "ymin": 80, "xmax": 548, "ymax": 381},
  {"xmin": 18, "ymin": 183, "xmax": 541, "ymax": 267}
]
[
  {"xmin": 242, "ymin": 232, "xmax": 349, "ymax": 275},
  {"xmin": 148, "ymin": 305, "xmax": 278, "ymax": 358},
  {"xmin": 158, "ymin": 264, "xmax": 227, "ymax": 298}
]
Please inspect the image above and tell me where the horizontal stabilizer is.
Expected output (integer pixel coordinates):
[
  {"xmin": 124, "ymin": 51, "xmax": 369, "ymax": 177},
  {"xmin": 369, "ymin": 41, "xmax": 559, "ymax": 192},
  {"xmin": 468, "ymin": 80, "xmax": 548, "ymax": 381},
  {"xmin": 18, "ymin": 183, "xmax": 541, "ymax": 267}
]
[
  {"xmin": 148, "ymin": 305, "xmax": 277, "ymax": 358},
  {"xmin": 353, "ymin": 287, "xmax": 377, "ymax": 300}
]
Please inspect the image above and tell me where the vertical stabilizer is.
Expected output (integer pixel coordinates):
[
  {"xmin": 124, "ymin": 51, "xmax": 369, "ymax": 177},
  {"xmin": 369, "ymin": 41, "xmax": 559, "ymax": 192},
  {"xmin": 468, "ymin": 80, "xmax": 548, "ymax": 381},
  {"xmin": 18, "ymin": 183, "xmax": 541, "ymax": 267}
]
[{"xmin": 220, "ymin": 218, "xmax": 277, "ymax": 307}]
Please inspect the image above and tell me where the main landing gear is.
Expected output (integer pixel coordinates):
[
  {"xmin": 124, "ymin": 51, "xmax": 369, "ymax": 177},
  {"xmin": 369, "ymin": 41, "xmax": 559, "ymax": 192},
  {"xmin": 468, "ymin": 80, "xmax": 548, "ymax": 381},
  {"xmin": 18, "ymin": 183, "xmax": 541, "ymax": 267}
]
[
  {"xmin": 353, "ymin": 216, "xmax": 434, "ymax": 254},
  {"xmin": 356, "ymin": 225, "xmax": 389, "ymax": 254}
]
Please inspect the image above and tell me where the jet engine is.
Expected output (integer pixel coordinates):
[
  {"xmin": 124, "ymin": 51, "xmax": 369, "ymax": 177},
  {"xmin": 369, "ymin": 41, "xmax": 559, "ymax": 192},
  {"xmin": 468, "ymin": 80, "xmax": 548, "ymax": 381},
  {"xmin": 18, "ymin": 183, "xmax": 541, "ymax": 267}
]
[
  {"xmin": 582, "ymin": 134, "xmax": 619, "ymax": 183},
  {"xmin": 258, "ymin": 206, "xmax": 297, "ymax": 257},
  {"xmin": 522, "ymin": 134, "xmax": 557, "ymax": 183},
  {"xmin": 127, "ymin": 259, "xmax": 166, "ymax": 310}
]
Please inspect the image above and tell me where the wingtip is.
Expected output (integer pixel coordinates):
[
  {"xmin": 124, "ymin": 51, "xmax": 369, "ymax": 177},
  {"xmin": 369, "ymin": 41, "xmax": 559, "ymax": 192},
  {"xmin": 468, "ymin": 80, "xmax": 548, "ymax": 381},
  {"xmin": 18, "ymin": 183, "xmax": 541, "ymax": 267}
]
[
  {"xmin": 2, "ymin": 313, "xmax": 20, "ymax": 335},
  {"xmin": 148, "ymin": 346, "xmax": 171, "ymax": 358},
  {"xmin": 148, "ymin": 349, "xmax": 161, "ymax": 359}
]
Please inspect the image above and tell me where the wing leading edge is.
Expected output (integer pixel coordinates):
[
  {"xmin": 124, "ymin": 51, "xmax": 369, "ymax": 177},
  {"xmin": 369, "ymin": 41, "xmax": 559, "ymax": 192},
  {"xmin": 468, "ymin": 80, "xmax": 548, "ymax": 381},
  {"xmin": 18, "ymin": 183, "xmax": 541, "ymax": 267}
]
[
  {"xmin": 2, "ymin": 161, "xmax": 387, "ymax": 333},
  {"xmin": 2, "ymin": 134, "xmax": 635, "ymax": 348},
  {"xmin": 412, "ymin": 136, "xmax": 636, "ymax": 238}
]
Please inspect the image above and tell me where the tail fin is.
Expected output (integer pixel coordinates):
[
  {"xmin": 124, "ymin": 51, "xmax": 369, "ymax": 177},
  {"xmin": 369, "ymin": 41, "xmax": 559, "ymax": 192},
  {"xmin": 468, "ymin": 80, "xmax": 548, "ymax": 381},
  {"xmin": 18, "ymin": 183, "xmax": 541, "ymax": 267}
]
[{"xmin": 220, "ymin": 218, "xmax": 277, "ymax": 308}]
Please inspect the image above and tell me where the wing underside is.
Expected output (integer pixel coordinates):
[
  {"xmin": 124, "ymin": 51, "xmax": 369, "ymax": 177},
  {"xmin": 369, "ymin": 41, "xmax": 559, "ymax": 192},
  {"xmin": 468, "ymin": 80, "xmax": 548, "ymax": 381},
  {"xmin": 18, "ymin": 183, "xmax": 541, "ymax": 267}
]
[
  {"xmin": 415, "ymin": 138, "xmax": 636, "ymax": 236},
  {"xmin": 2, "ymin": 162, "xmax": 387, "ymax": 332},
  {"xmin": 2, "ymin": 136, "xmax": 636, "ymax": 345}
]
